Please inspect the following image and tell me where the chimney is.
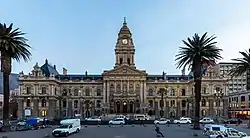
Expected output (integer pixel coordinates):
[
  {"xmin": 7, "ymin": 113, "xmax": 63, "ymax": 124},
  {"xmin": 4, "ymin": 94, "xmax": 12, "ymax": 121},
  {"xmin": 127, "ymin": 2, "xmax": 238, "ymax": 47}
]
[
  {"xmin": 53, "ymin": 65, "xmax": 56, "ymax": 69},
  {"xmin": 63, "ymin": 68, "xmax": 67, "ymax": 75},
  {"xmin": 85, "ymin": 71, "xmax": 88, "ymax": 76},
  {"xmin": 182, "ymin": 68, "xmax": 185, "ymax": 75}
]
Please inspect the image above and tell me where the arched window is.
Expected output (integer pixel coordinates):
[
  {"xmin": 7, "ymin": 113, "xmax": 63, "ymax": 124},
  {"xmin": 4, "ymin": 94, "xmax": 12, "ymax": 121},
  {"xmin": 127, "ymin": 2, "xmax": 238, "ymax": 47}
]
[
  {"xmin": 149, "ymin": 100, "xmax": 153, "ymax": 107},
  {"xmin": 85, "ymin": 88, "xmax": 90, "ymax": 96},
  {"xmin": 97, "ymin": 89, "xmax": 101, "ymax": 96},
  {"xmin": 181, "ymin": 89, "xmax": 185, "ymax": 96},
  {"xmin": 170, "ymin": 88, "xmax": 175, "ymax": 96},
  {"xmin": 148, "ymin": 89, "xmax": 153, "ymax": 96},
  {"xmin": 74, "ymin": 89, "xmax": 78, "ymax": 96},
  {"xmin": 74, "ymin": 100, "xmax": 78, "ymax": 108},
  {"xmin": 41, "ymin": 99, "xmax": 46, "ymax": 107},
  {"xmin": 201, "ymin": 99, "xmax": 206, "ymax": 106},
  {"xmin": 62, "ymin": 89, "xmax": 67, "ymax": 96},
  {"xmin": 96, "ymin": 100, "xmax": 101, "ymax": 108},
  {"xmin": 116, "ymin": 84, "xmax": 121, "ymax": 92},
  {"xmin": 120, "ymin": 58, "xmax": 123, "ymax": 64},
  {"xmin": 110, "ymin": 84, "xmax": 115, "ymax": 93}
]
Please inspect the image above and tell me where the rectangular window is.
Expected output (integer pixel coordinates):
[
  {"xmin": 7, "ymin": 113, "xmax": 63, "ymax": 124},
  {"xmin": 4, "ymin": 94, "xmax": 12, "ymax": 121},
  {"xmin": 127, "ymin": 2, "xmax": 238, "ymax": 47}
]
[
  {"xmin": 127, "ymin": 58, "xmax": 130, "ymax": 65},
  {"xmin": 26, "ymin": 87, "xmax": 31, "ymax": 94},
  {"xmin": 42, "ymin": 87, "xmax": 46, "ymax": 94}
]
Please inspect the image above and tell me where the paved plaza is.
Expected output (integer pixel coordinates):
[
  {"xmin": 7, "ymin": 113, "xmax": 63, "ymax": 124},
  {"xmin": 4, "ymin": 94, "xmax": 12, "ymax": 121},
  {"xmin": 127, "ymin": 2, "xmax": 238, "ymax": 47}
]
[{"xmin": 0, "ymin": 124, "xmax": 249, "ymax": 138}]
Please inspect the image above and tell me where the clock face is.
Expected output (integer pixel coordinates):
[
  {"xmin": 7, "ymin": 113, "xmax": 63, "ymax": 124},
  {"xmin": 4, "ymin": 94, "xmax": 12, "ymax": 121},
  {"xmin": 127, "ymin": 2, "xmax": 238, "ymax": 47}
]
[{"xmin": 122, "ymin": 39, "xmax": 128, "ymax": 44}]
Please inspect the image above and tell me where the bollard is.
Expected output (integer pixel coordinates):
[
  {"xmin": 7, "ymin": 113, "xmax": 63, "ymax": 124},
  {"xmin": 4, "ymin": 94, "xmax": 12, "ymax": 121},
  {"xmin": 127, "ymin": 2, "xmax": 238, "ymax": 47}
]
[
  {"xmin": 132, "ymin": 124, "xmax": 135, "ymax": 127},
  {"xmin": 85, "ymin": 124, "xmax": 87, "ymax": 128},
  {"xmin": 109, "ymin": 124, "xmax": 111, "ymax": 127},
  {"xmin": 98, "ymin": 124, "xmax": 100, "ymax": 127},
  {"xmin": 167, "ymin": 123, "xmax": 170, "ymax": 127},
  {"xmin": 178, "ymin": 123, "xmax": 181, "ymax": 127},
  {"xmin": 121, "ymin": 123, "xmax": 123, "ymax": 127}
]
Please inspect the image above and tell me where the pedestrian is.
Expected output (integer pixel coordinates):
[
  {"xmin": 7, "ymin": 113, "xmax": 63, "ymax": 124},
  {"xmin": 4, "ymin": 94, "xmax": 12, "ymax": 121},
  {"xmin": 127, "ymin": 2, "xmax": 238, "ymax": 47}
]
[{"xmin": 155, "ymin": 124, "xmax": 164, "ymax": 137}]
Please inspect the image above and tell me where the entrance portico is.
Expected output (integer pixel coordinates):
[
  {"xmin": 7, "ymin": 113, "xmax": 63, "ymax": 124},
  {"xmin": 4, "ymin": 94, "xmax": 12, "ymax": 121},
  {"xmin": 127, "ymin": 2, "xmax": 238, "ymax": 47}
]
[{"xmin": 114, "ymin": 100, "xmax": 135, "ymax": 113}]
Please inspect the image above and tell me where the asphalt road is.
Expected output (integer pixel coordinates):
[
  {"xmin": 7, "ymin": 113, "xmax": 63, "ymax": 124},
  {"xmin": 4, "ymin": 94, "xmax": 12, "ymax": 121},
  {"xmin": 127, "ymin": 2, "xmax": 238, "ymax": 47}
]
[{"xmin": 0, "ymin": 124, "xmax": 249, "ymax": 138}]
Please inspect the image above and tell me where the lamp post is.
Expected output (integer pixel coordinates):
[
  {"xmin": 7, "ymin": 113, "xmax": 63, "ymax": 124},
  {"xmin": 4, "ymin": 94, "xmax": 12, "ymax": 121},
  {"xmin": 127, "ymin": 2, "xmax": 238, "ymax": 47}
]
[{"xmin": 214, "ymin": 88, "xmax": 224, "ymax": 124}]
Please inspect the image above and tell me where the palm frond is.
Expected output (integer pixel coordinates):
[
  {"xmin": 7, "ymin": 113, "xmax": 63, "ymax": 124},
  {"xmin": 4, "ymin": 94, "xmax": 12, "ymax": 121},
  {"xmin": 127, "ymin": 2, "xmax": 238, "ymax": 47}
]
[
  {"xmin": 0, "ymin": 23, "xmax": 32, "ymax": 62},
  {"xmin": 228, "ymin": 49, "xmax": 250, "ymax": 77},
  {"xmin": 175, "ymin": 32, "xmax": 222, "ymax": 73}
]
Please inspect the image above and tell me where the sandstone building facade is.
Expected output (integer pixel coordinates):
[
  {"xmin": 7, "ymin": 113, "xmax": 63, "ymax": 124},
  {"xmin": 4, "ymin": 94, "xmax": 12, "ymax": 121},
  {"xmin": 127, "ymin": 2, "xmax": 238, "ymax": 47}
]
[{"xmin": 17, "ymin": 20, "xmax": 229, "ymax": 119}]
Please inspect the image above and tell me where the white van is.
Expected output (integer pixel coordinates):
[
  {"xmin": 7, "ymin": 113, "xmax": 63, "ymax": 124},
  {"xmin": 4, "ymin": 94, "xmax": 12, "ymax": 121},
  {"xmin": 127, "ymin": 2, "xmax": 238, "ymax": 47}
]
[
  {"xmin": 134, "ymin": 114, "xmax": 149, "ymax": 120},
  {"xmin": 52, "ymin": 119, "xmax": 81, "ymax": 137}
]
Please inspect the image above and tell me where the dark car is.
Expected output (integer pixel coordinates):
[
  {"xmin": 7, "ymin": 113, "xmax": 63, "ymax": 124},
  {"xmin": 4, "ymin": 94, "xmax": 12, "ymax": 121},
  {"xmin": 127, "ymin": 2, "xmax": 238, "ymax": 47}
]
[{"xmin": 223, "ymin": 118, "xmax": 242, "ymax": 124}]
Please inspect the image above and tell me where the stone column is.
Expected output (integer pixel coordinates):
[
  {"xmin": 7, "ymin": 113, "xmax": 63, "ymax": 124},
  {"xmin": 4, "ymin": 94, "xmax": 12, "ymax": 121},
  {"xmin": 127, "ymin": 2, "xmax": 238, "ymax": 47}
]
[
  {"xmin": 140, "ymin": 81, "xmax": 143, "ymax": 104},
  {"xmin": 48, "ymin": 99, "xmax": 56, "ymax": 119},
  {"xmin": 143, "ymin": 81, "xmax": 147, "ymax": 103},
  {"xmin": 18, "ymin": 99, "xmax": 24, "ymax": 118},
  {"xmin": 67, "ymin": 99, "xmax": 72, "ymax": 117},
  {"xmin": 107, "ymin": 81, "xmax": 110, "ymax": 102},
  {"xmin": 79, "ymin": 100, "xmax": 83, "ymax": 118},
  {"xmin": 223, "ymin": 98, "xmax": 229, "ymax": 118},
  {"xmin": 33, "ymin": 99, "xmax": 39, "ymax": 117},
  {"xmin": 103, "ymin": 82, "xmax": 106, "ymax": 103},
  {"xmin": 176, "ymin": 100, "xmax": 181, "ymax": 117}
]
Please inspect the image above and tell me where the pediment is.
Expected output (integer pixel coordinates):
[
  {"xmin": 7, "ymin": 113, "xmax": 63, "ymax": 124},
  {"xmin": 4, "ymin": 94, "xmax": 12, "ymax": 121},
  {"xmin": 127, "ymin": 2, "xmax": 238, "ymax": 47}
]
[{"xmin": 102, "ymin": 65, "xmax": 147, "ymax": 76}]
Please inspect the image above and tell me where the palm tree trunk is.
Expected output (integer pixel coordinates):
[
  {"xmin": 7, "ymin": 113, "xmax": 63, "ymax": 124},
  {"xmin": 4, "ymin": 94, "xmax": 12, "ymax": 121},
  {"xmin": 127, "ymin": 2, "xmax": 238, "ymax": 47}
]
[
  {"xmin": 1, "ymin": 55, "xmax": 11, "ymax": 131},
  {"xmin": 193, "ymin": 60, "xmax": 202, "ymax": 130}
]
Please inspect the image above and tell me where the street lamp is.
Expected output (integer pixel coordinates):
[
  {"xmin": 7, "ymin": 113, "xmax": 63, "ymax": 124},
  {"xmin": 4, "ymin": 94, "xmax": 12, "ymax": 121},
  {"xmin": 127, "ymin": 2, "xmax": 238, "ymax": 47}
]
[{"xmin": 214, "ymin": 88, "xmax": 224, "ymax": 123}]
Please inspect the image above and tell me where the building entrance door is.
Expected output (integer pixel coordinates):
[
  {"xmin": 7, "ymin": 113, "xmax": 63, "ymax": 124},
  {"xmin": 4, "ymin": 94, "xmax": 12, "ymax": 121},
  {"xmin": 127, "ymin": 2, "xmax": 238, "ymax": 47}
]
[{"xmin": 123, "ymin": 102, "xmax": 128, "ymax": 113}]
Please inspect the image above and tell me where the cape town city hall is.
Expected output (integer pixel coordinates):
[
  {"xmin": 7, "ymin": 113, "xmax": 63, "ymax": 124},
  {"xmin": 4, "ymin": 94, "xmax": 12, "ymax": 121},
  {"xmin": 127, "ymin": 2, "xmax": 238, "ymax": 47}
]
[{"xmin": 17, "ymin": 20, "xmax": 229, "ymax": 119}]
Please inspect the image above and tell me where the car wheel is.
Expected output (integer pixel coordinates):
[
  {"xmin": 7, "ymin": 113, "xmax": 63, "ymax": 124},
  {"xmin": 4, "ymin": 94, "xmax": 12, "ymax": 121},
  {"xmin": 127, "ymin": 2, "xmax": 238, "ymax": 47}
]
[
  {"xmin": 177, "ymin": 122, "xmax": 180, "ymax": 124},
  {"xmin": 109, "ymin": 123, "xmax": 113, "ymax": 125},
  {"xmin": 76, "ymin": 128, "xmax": 80, "ymax": 133},
  {"xmin": 65, "ymin": 132, "xmax": 69, "ymax": 137},
  {"xmin": 157, "ymin": 122, "xmax": 160, "ymax": 124},
  {"xmin": 216, "ymin": 135, "xmax": 223, "ymax": 138}
]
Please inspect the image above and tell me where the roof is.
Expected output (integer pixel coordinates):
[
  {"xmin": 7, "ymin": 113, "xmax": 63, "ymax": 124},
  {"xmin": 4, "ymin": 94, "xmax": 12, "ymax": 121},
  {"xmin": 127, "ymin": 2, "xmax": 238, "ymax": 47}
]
[{"xmin": 40, "ymin": 59, "xmax": 59, "ymax": 77}]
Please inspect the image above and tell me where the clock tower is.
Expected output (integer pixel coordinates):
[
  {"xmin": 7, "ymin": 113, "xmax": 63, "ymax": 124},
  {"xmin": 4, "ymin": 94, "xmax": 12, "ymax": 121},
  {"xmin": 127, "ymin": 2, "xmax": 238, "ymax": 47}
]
[{"xmin": 114, "ymin": 17, "xmax": 136, "ymax": 68}]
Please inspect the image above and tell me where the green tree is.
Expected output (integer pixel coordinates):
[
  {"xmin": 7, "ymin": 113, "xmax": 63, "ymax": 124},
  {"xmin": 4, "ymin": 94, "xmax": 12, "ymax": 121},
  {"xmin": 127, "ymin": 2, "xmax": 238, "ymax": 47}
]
[
  {"xmin": 0, "ymin": 23, "xmax": 32, "ymax": 130},
  {"xmin": 228, "ymin": 49, "xmax": 250, "ymax": 77},
  {"xmin": 175, "ymin": 32, "xmax": 222, "ymax": 129}
]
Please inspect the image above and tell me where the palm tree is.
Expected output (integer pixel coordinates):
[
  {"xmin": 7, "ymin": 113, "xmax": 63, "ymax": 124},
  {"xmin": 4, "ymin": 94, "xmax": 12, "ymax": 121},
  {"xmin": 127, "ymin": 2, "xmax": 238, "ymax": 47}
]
[
  {"xmin": 228, "ymin": 49, "xmax": 250, "ymax": 77},
  {"xmin": 175, "ymin": 32, "xmax": 222, "ymax": 129},
  {"xmin": 0, "ymin": 23, "xmax": 32, "ymax": 130}
]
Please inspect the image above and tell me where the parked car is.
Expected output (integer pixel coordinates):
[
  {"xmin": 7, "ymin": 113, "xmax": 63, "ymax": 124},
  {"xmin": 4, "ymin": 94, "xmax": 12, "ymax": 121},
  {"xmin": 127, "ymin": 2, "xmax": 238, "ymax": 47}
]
[
  {"xmin": 109, "ymin": 118, "xmax": 125, "ymax": 125},
  {"xmin": 134, "ymin": 114, "xmax": 150, "ymax": 120},
  {"xmin": 173, "ymin": 118, "xmax": 191, "ymax": 124},
  {"xmin": 85, "ymin": 116, "xmax": 101, "ymax": 122},
  {"xmin": 223, "ymin": 118, "xmax": 242, "ymax": 124},
  {"xmin": 199, "ymin": 118, "xmax": 214, "ymax": 124},
  {"xmin": 154, "ymin": 118, "xmax": 171, "ymax": 124}
]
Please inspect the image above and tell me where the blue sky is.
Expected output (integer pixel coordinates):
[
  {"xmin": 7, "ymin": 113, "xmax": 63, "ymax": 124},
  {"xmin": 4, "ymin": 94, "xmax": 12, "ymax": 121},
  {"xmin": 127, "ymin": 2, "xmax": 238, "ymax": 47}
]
[{"xmin": 1, "ymin": 0, "xmax": 250, "ymax": 75}]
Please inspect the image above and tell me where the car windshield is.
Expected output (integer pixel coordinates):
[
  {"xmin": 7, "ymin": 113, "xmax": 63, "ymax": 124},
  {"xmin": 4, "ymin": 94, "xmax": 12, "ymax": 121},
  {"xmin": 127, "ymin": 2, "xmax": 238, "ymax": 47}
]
[
  {"xmin": 59, "ymin": 125, "xmax": 69, "ymax": 128},
  {"xmin": 160, "ymin": 118, "xmax": 166, "ymax": 121}
]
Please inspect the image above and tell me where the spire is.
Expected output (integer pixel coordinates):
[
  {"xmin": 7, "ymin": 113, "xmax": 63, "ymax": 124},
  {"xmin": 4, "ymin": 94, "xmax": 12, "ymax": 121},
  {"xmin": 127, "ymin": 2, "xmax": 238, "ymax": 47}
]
[
  {"xmin": 45, "ymin": 59, "xmax": 48, "ymax": 64},
  {"xmin": 118, "ymin": 17, "xmax": 131, "ymax": 36},
  {"xmin": 123, "ymin": 17, "xmax": 127, "ymax": 26}
]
